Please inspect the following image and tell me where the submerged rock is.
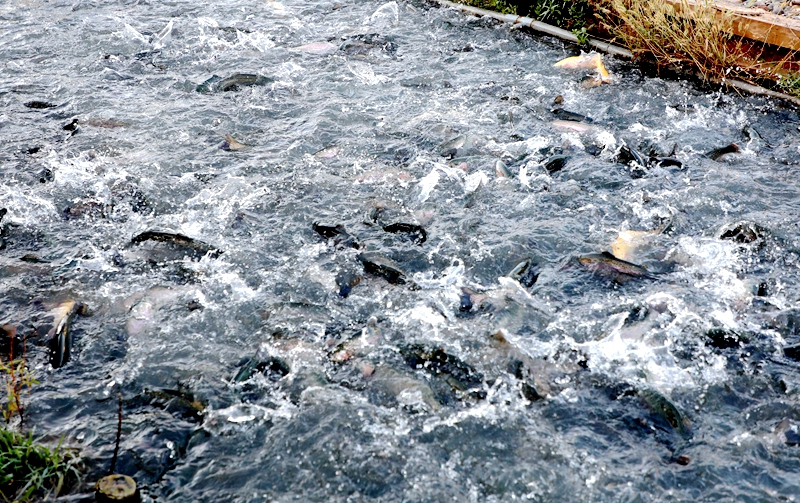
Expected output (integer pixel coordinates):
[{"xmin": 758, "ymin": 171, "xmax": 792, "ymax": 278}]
[{"xmin": 95, "ymin": 474, "xmax": 140, "ymax": 503}]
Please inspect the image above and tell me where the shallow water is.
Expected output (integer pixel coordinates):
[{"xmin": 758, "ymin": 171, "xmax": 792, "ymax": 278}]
[{"xmin": 2, "ymin": 0, "xmax": 800, "ymax": 501}]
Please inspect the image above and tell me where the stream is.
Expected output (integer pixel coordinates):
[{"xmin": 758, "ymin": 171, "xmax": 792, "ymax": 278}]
[{"xmin": 2, "ymin": 0, "xmax": 800, "ymax": 501}]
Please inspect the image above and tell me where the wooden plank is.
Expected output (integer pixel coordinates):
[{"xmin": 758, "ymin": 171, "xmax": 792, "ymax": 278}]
[{"xmin": 665, "ymin": 0, "xmax": 800, "ymax": 50}]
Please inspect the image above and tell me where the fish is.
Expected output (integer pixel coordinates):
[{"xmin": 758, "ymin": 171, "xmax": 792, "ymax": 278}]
[
  {"xmin": 653, "ymin": 157, "xmax": 683, "ymax": 169},
  {"xmin": 611, "ymin": 227, "xmax": 664, "ymax": 262},
  {"xmin": 357, "ymin": 252, "xmax": 408, "ymax": 285},
  {"xmin": 196, "ymin": 73, "xmax": 273, "ymax": 93},
  {"xmin": 382, "ymin": 222, "xmax": 427, "ymax": 244},
  {"xmin": 130, "ymin": 230, "xmax": 222, "ymax": 260},
  {"xmin": 494, "ymin": 160, "xmax": 512, "ymax": 179},
  {"xmin": 718, "ymin": 221, "xmax": 767, "ymax": 247},
  {"xmin": 639, "ymin": 388, "xmax": 692, "ymax": 438},
  {"xmin": 551, "ymin": 108, "xmax": 593, "ymax": 122},
  {"xmin": 233, "ymin": 354, "xmax": 291, "ymax": 383},
  {"xmin": 506, "ymin": 257, "xmax": 539, "ymax": 288},
  {"xmin": 0, "ymin": 208, "xmax": 6, "ymax": 225},
  {"xmin": 554, "ymin": 52, "xmax": 611, "ymax": 83},
  {"xmin": 291, "ymin": 41, "xmax": 338, "ymax": 55},
  {"xmin": 151, "ymin": 20, "xmax": 173, "ymax": 50},
  {"xmin": 335, "ymin": 271, "xmax": 362, "ymax": 297},
  {"xmin": 544, "ymin": 154, "xmax": 570, "ymax": 174},
  {"xmin": 312, "ymin": 222, "xmax": 361, "ymax": 249},
  {"xmin": 313, "ymin": 145, "xmax": 340, "ymax": 158},
  {"xmin": 221, "ymin": 134, "xmax": 247, "ymax": 151},
  {"xmin": 47, "ymin": 300, "xmax": 88, "ymax": 368},
  {"xmin": 400, "ymin": 344, "xmax": 484, "ymax": 396},
  {"xmin": 578, "ymin": 251, "xmax": 655, "ymax": 283},
  {"xmin": 24, "ymin": 101, "xmax": 57, "ymax": 109},
  {"xmin": 705, "ymin": 143, "xmax": 740, "ymax": 161},
  {"xmin": 439, "ymin": 134, "xmax": 467, "ymax": 158},
  {"xmin": 551, "ymin": 120, "xmax": 594, "ymax": 133}
]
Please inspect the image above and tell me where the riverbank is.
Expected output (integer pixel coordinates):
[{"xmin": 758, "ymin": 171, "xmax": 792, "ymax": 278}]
[{"xmin": 450, "ymin": 0, "xmax": 800, "ymax": 101}]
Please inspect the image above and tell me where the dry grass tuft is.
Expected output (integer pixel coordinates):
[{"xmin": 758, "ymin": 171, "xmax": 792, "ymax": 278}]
[{"xmin": 590, "ymin": 0, "xmax": 798, "ymax": 93}]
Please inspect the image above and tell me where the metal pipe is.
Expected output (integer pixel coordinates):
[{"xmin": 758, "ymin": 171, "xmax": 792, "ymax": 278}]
[{"xmin": 434, "ymin": 0, "xmax": 634, "ymax": 58}]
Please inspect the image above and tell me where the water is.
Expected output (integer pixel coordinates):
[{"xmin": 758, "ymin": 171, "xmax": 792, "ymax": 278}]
[{"xmin": 2, "ymin": 0, "xmax": 800, "ymax": 501}]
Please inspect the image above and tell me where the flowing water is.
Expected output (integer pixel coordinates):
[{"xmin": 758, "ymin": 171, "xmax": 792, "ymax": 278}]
[{"xmin": 2, "ymin": 0, "xmax": 800, "ymax": 501}]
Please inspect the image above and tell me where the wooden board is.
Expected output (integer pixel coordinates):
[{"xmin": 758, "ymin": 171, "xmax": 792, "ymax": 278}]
[{"xmin": 665, "ymin": 0, "xmax": 800, "ymax": 50}]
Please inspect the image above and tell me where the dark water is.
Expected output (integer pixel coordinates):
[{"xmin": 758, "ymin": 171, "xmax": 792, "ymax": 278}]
[{"xmin": 2, "ymin": 0, "xmax": 800, "ymax": 501}]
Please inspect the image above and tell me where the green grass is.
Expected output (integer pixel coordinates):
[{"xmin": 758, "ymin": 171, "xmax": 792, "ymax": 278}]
[
  {"xmin": 776, "ymin": 71, "xmax": 800, "ymax": 96},
  {"xmin": 457, "ymin": 0, "xmax": 518, "ymax": 15},
  {"xmin": 0, "ymin": 428, "xmax": 79, "ymax": 502}
]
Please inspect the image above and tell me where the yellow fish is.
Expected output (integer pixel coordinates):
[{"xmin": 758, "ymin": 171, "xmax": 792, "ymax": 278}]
[{"xmin": 554, "ymin": 52, "xmax": 611, "ymax": 83}]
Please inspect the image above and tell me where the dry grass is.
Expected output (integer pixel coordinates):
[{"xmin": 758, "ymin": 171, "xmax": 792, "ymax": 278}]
[{"xmin": 590, "ymin": 0, "xmax": 798, "ymax": 94}]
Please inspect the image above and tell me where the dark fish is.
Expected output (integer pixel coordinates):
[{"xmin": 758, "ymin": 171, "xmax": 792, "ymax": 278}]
[
  {"xmin": 233, "ymin": 354, "xmax": 291, "ymax": 383},
  {"xmin": 459, "ymin": 288, "xmax": 474, "ymax": 312},
  {"xmin": 618, "ymin": 144, "xmax": 649, "ymax": 178},
  {"xmin": 144, "ymin": 388, "xmax": 205, "ymax": 422},
  {"xmin": 507, "ymin": 258, "xmax": 539, "ymax": 288},
  {"xmin": 20, "ymin": 253, "xmax": 48, "ymax": 263},
  {"xmin": 718, "ymin": 221, "xmax": 767, "ymax": 246},
  {"xmin": 196, "ymin": 73, "xmax": 272, "ymax": 93},
  {"xmin": 335, "ymin": 271, "xmax": 362, "ymax": 297},
  {"xmin": 639, "ymin": 388, "xmax": 692, "ymax": 438},
  {"xmin": 578, "ymin": 251, "xmax": 654, "ymax": 283},
  {"xmin": 705, "ymin": 143, "xmax": 740, "ymax": 161},
  {"xmin": 48, "ymin": 301, "xmax": 87, "ymax": 368},
  {"xmin": 339, "ymin": 33, "xmax": 397, "ymax": 56},
  {"xmin": 551, "ymin": 108, "xmax": 593, "ymax": 123},
  {"xmin": 130, "ymin": 230, "xmax": 222, "ymax": 259},
  {"xmin": 24, "ymin": 101, "xmax": 57, "ymax": 109},
  {"xmin": 653, "ymin": 157, "xmax": 682, "ymax": 169},
  {"xmin": 0, "ymin": 208, "xmax": 6, "ymax": 224},
  {"xmin": 439, "ymin": 135, "xmax": 466, "ymax": 158},
  {"xmin": 312, "ymin": 222, "xmax": 361, "ymax": 249},
  {"xmin": 39, "ymin": 168, "xmax": 54, "ymax": 183},
  {"xmin": 357, "ymin": 252, "xmax": 407, "ymax": 284},
  {"xmin": 544, "ymin": 155, "xmax": 570, "ymax": 174},
  {"xmin": 400, "ymin": 344, "xmax": 484, "ymax": 395},
  {"xmin": 705, "ymin": 328, "xmax": 744, "ymax": 349},
  {"xmin": 62, "ymin": 118, "xmax": 79, "ymax": 131},
  {"xmin": 618, "ymin": 144, "xmax": 648, "ymax": 167},
  {"xmin": 220, "ymin": 134, "xmax": 246, "ymax": 151},
  {"xmin": 382, "ymin": 222, "xmax": 427, "ymax": 244},
  {"xmin": 784, "ymin": 344, "xmax": 800, "ymax": 361},
  {"xmin": 63, "ymin": 201, "xmax": 107, "ymax": 220}
]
